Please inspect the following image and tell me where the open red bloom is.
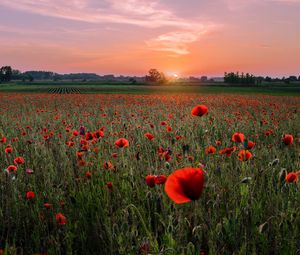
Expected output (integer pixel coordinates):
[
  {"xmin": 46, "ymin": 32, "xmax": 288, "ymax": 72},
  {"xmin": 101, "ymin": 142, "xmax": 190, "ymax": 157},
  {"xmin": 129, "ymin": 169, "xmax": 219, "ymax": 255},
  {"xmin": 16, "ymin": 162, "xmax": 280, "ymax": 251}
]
[
  {"xmin": 115, "ymin": 138, "xmax": 129, "ymax": 148},
  {"xmin": 55, "ymin": 213, "xmax": 67, "ymax": 225},
  {"xmin": 85, "ymin": 171, "xmax": 92, "ymax": 179},
  {"xmin": 191, "ymin": 105, "xmax": 208, "ymax": 117},
  {"xmin": 166, "ymin": 126, "xmax": 172, "ymax": 132},
  {"xmin": 144, "ymin": 133, "xmax": 155, "ymax": 140},
  {"xmin": 285, "ymin": 172, "xmax": 298, "ymax": 183},
  {"xmin": 26, "ymin": 191, "xmax": 35, "ymax": 200},
  {"xmin": 72, "ymin": 130, "xmax": 79, "ymax": 136},
  {"xmin": 205, "ymin": 145, "xmax": 217, "ymax": 154},
  {"xmin": 247, "ymin": 140, "xmax": 255, "ymax": 150},
  {"xmin": 7, "ymin": 165, "xmax": 17, "ymax": 173},
  {"xmin": 145, "ymin": 175, "xmax": 156, "ymax": 188},
  {"xmin": 165, "ymin": 168, "xmax": 205, "ymax": 204},
  {"xmin": 238, "ymin": 150, "xmax": 252, "ymax": 161},
  {"xmin": 232, "ymin": 133, "xmax": 245, "ymax": 143},
  {"xmin": 155, "ymin": 175, "xmax": 167, "ymax": 184},
  {"xmin": 283, "ymin": 134, "xmax": 293, "ymax": 145},
  {"xmin": 106, "ymin": 182, "xmax": 113, "ymax": 190},
  {"xmin": 219, "ymin": 146, "xmax": 236, "ymax": 157},
  {"xmin": 103, "ymin": 161, "xmax": 114, "ymax": 170},
  {"xmin": 5, "ymin": 147, "xmax": 13, "ymax": 154},
  {"xmin": 44, "ymin": 203, "xmax": 52, "ymax": 209},
  {"xmin": 14, "ymin": 156, "xmax": 25, "ymax": 165}
]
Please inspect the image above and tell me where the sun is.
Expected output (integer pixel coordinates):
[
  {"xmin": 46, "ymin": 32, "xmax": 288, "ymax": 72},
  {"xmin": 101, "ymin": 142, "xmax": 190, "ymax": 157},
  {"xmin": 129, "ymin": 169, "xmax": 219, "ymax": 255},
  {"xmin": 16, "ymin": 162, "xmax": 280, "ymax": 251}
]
[{"xmin": 173, "ymin": 74, "xmax": 178, "ymax": 78}]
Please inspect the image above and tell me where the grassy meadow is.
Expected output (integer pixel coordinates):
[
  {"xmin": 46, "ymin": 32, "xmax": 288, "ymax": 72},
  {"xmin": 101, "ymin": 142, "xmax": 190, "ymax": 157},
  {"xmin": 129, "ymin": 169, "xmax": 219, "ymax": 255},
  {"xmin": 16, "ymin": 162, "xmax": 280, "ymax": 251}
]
[
  {"xmin": 0, "ymin": 92, "xmax": 299, "ymax": 254},
  {"xmin": 0, "ymin": 81, "xmax": 300, "ymax": 96}
]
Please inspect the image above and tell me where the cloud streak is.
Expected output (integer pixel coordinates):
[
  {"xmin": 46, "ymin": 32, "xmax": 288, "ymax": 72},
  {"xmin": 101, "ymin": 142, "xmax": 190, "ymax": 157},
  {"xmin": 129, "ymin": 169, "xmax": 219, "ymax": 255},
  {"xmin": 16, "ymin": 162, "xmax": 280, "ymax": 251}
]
[{"xmin": 0, "ymin": 0, "xmax": 216, "ymax": 55}]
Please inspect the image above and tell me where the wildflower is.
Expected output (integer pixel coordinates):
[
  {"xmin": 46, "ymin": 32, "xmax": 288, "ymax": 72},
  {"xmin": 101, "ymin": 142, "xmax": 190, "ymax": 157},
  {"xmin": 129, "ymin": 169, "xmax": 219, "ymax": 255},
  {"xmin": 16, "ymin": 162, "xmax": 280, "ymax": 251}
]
[
  {"xmin": 191, "ymin": 105, "xmax": 208, "ymax": 117},
  {"xmin": 144, "ymin": 133, "xmax": 155, "ymax": 140},
  {"xmin": 283, "ymin": 134, "xmax": 293, "ymax": 145},
  {"xmin": 232, "ymin": 133, "xmax": 245, "ymax": 143},
  {"xmin": 145, "ymin": 175, "xmax": 156, "ymax": 188},
  {"xmin": 44, "ymin": 203, "xmax": 52, "ymax": 209},
  {"xmin": 26, "ymin": 191, "xmax": 35, "ymax": 200},
  {"xmin": 7, "ymin": 165, "xmax": 17, "ymax": 173},
  {"xmin": 14, "ymin": 156, "xmax": 25, "ymax": 165},
  {"xmin": 285, "ymin": 172, "xmax": 298, "ymax": 183},
  {"xmin": 205, "ymin": 145, "xmax": 217, "ymax": 154},
  {"xmin": 55, "ymin": 213, "xmax": 67, "ymax": 225},
  {"xmin": 165, "ymin": 168, "xmax": 205, "ymax": 204},
  {"xmin": 238, "ymin": 150, "xmax": 252, "ymax": 161},
  {"xmin": 155, "ymin": 175, "xmax": 167, "ymax": 184},
  {"xmin": 115, "ymin": 138, "xmax": 129, "ymax": 148}
]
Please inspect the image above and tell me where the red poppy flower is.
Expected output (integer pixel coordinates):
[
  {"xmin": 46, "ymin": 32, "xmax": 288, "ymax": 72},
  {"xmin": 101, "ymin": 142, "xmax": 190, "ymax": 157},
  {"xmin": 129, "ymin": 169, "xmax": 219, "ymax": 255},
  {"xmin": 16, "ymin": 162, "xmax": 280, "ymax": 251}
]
[
  {"xmin": 155, "ymin": 175, "xmax": 167, "ymax": 184},
  {"xmin": 219, "ymin": 146, "xmax": 236, "ymax": 157},
  {"xmin": 106, "ymin": 182, "xmax": 113, "ymax": 190},
  {"xmin": 7, "ymin": 165, "xmax": 17, "ymax": 173},
  {"xmin": 115, "ymin": 138, "xmax": 129, "ymax": 148},
  {"xmin": 232, "ymin": 133, "xmax": 245, "ymax": 143},
  {"xmin": 145, "ymin": 175, "xmax": 156, "ymax": 188},
  {"xmin": 76, "ymin": 152, "xmax": 84, "ymax": 160},
  {"xmin": 238, "ymin": 150, "xmax": 252, "ymax": 161},
  {"xmin": 144, "ymin": 133, "xmax": 155, "ymax": 140},
  {"xmin": 26, "ymin": 191, "xmax": 35, "ymax": 200},
  {"xmin": 44, "ymin": 203, "xmax": 52, "ymax": 209},
  {"xmin": 14, "ymin": 156, "xmax": 25, "ymax": 165},
  {"xmin": 247, "ymin": 141, "xmax": 255, "ymax": 150},
  {"xmin": 165, "ymin": 168, "xmax": 205, "ymax": 204},
  {"xmin": 55, "ymin": 213, "xmax": 67, "ymax": 225},
  {"xmin": 166, "ymin": 126, "xmax": 172, "ymax": 132},
  {"xmin": 72, "ymin": 130, "xmax": 79, "ymax": 136},
  {"xmin": 103, "ymin": 161, "xmax": 114, "ymax": 170},
  {"xmin": 282, "ymin": 134, "xmax": 293, "ymax": 145},
  {"xmin": 285, "ymin": 172, "xmax": 298, "ymax": 183},
  {"xmin": 112, "ymin": 153, "xmax": 118, "ymax": 158},
  {"xmin": 191, "ymin": 105, "xmax": 208, "ymax": 117},
  {"xmin": 5, "ymin": 147, "xmax": 13, "ymax": 154},
  {"xmin": 205, "ymin": 145, "xmax": 217, "ymax": 154},
  {"xmin": 85, "ymin": 171, "xmax": 92, "ymax": 179}
]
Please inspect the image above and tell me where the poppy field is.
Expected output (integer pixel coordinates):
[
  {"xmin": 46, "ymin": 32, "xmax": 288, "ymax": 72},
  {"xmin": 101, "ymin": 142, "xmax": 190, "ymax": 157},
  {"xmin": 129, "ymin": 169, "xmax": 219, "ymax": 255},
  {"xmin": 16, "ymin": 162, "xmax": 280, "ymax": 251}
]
[{"xmin": 0, "ymin": 93, "xmax": 299, "ymax": 254}]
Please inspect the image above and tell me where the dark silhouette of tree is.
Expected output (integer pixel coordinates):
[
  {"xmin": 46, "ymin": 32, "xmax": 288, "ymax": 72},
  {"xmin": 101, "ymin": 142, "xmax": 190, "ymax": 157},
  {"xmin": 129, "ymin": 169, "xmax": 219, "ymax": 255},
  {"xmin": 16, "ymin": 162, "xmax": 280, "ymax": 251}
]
[
  {"xmin": 265, "ymin": 76, "xmax": 272, "ymax": 82},
  {"xmin": 289, "ymin": 76, "xmax": 297, "ymax": 82},
  {"xmin": 145, "ymin": 69, "xmax": 167, "ymax": 84},
  {"xmin": 129, "ymin": 78, "xmax": 137, "ymax": 84},
  {"xmin": 224, "ymin": 71, "xmax": 255, "ymax": 85},
  {"xmin": 0, "ymin": 66, "xmax": 13, "ymax": 82},
  {"xmin": 28, "ymin": 75, "xmax": 34, "ymax": 82}
]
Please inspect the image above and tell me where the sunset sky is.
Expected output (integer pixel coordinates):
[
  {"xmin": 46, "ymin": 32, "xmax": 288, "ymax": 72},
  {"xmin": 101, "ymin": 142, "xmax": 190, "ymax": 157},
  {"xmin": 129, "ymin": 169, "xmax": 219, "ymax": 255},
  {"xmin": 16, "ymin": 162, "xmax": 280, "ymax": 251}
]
[{"xmin": 0, "ymin": 0, "xmax": 299, "ymax": 77}]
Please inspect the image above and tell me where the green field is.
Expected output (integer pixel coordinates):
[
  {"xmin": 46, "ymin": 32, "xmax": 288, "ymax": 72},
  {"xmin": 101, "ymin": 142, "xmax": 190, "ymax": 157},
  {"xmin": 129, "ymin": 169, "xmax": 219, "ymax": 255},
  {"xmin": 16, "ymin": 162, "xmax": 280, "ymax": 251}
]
[{"xmin": 1, "ymin": 81, "xmax": 300, "ymax": 95}]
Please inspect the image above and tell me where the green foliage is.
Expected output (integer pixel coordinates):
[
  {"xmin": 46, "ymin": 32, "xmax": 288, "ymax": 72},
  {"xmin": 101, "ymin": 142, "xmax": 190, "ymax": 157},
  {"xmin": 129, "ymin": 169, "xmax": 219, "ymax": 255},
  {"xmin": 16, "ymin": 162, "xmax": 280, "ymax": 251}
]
[
  {"xmin": 0, "ymin": 93, "xmax": 299, "ymax": 254},
  {"xmin": 224, "ymin": 72, "xmax": 256, "ymax": 85}
]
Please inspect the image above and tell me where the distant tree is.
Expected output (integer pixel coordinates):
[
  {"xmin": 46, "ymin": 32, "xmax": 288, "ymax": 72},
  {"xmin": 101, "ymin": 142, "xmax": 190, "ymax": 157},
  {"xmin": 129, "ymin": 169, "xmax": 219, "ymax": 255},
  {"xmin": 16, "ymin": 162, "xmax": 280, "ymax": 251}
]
[
  {"xmin": 129, "ymin": 78, "xmax": 137, "ymax": 84},
  {"xmin": 12, "ymin": 69, "xmax": 22, "ymax": 80},
  {"xmin": 224, "ymin": 71, "xmax": 255, "ymax": 85},
  {"xmin": 298, "ymin": 76, "xmax": 300, "ymax": 81},
  {"xmin": 145, "ymin": 69, "xmax": 167, "ymax": 84},
  {"xmin": 265, "ymin": 76, "xmax": 272, "ymax": 82},
  {"xmin": 200, "ymin": 76, "xmax": 208, "ymax": 82},
  {"xmin": 289, "ymin": 76, "xmax": 297, "ymax": 82},
  {"xmin": 28, "ymin": 75, "xmax": 34, "ymax": 82},
  {"xmin": 0, "ymin": 66, "xmax": 13, "ymax": 82}
]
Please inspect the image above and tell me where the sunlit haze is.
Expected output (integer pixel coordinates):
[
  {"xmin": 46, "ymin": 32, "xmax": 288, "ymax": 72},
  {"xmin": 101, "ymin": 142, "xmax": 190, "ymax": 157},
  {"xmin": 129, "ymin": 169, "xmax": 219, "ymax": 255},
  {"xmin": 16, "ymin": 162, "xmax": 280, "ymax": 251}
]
[{"xmin": 0, "ymin": 0, "xmax": 299, "ymax": 77}]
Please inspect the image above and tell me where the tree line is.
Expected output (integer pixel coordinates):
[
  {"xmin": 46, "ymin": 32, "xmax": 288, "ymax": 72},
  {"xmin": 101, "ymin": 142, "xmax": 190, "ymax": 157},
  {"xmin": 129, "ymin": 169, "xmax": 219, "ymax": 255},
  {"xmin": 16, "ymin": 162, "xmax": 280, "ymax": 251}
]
[{"xmin": 1, "ymin": 65, "xmax": 300, "ymax": 84}]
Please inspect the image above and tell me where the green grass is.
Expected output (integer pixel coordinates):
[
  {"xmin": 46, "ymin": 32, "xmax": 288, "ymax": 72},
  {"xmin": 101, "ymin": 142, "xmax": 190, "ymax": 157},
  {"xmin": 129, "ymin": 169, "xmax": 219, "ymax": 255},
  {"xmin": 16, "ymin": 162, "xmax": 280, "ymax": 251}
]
[
  {"xmin": 0, "ymin": 93, "xmax": 299, "ymax": 254},
  {"xmin": 0, "ymin": 81, "xmax": 300, "ymax": 95}
]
